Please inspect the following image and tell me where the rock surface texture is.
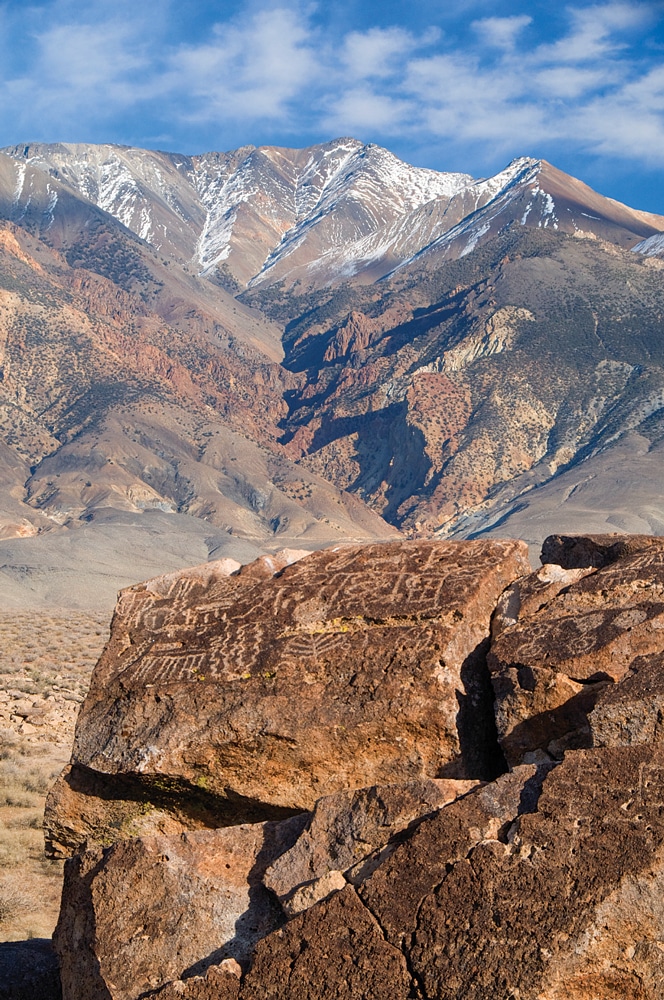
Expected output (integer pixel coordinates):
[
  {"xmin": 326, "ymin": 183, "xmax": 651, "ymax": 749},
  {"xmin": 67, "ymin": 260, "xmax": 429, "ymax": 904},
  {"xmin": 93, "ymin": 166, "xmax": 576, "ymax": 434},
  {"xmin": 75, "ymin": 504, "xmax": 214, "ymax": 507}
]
[
  {"xmin": 49, "ymin": 535, "xmax": 664, "ymax": 999},
  {"xmin": 489, "ymin": 534, "xmax": 664, "ymax": 765},
  {"xmin": 46, "ymin": 539, "xmax": 528, "ymax": 857}
]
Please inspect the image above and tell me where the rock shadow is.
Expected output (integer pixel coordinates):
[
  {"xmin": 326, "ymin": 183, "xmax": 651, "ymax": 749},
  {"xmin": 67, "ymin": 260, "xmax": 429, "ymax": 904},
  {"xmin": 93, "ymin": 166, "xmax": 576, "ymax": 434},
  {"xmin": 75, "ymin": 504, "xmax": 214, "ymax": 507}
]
[
  {"xmin": 0, "ymin": 939, "xmax": 62, "ymax": 1000},
  {"xmin": 177, "ymin": 813, "xmax": 309, "ymax": 982},
  {"xmin": 442, "ymin": 638, "xmax": 508, "ymax": 781}
]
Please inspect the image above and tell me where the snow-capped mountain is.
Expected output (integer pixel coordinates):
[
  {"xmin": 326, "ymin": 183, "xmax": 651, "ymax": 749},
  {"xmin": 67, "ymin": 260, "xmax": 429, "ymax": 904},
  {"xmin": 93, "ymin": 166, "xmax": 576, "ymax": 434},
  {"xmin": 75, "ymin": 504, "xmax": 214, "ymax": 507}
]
[
  {"xmin": 0, "ymin": 139, "xmax": 471, "ymax": 288},
  {"xmin": 400, "ymin": 158, "xmax": 664, "ymax": 271},
  {"xmin": 4, "ymin": 138, "xmax": 661, "ymax": 292}
]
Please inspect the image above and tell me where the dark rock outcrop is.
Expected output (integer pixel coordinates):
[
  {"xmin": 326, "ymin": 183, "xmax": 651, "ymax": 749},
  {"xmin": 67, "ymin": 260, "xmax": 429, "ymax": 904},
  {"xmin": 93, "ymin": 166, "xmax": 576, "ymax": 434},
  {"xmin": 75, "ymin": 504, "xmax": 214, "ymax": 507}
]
[
  {"xmin": 46, "ymin": 539, "xmax": 528, "ymax": 857},
  {"xmin": 54, "ymin": 816, "xmax": 307, "ymax": 1000},
  {"xmin": 47, "ymin": 535, "xmax": 664, "ymax": 999},
  {"xmin": 489, "ymin": 538, "xmax": 664, "ymax": 766}
]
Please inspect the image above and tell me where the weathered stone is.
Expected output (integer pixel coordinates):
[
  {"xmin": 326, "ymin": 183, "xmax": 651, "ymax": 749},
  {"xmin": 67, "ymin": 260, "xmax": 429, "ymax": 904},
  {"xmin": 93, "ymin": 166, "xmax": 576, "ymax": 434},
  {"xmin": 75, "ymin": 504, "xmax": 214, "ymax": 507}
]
[
  {"xmin": 232, "ymin": 745, "xmax": 664, "ymax": 999},
  {"xmin": 407, "ymin": 744, "xmax": 664, "ymax": 1000},
  {"xmin": 590, "ymin": 651, "xmax": 664, "ymax": 748},
  {"xmin": 489, "ymin": 539, "xmax": 664, "ymax": 765},
  {"xmin": 47, "ymin": 539, "xmax": 528, "ymax": 855},
  {"xmin": 358, "ymin": 766, "xmax": 543, "ymax": 947},
  {"xmin": 53, "ymin": 814, "xmax": 307, "ymax": 1000},
  {"xmin": 541, "ymin": 532, "xmax": 664, "ymax": 570},
  {"xmin": 264, "ymin": 777, "xmax": 478, "ymax": 914},
  {"xmin": 491, "ymin": 562, "xmax": 594, "ymax": 640},
  {"xmin": 281, "ymin": 870, "xmax": 347, "ymax": 916},
  {"xmin": 149, "ymin": 962, "xmax": 241, "ymax": 1000},
  {"xmin": 232, "ymin": 768, "xmax": 539, "ymax": 1000},
  {"xmin": 239, "ymin": 886, "xmax": 416, "ymax": 1000}
]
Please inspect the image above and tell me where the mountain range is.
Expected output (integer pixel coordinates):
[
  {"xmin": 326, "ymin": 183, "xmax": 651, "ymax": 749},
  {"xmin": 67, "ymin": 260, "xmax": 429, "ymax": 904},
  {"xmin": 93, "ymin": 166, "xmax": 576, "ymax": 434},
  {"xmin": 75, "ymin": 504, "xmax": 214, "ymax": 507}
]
[{"xmin": 0, "ymin": 137, "xmax": 663, "ymax": 604}]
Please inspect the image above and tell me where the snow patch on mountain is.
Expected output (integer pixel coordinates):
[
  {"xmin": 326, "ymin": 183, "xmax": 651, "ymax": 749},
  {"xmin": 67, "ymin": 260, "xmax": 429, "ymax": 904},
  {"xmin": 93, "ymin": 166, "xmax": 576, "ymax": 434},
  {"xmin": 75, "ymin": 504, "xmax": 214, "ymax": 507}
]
[{"xmin": 632, "ymin": 233, "xmax": 664, "ymax": 258}]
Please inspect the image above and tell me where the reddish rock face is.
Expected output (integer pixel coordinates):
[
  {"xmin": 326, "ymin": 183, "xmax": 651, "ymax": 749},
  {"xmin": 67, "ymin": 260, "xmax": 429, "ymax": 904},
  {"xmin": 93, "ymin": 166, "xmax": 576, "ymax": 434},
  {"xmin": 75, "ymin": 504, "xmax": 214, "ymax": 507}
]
[
  {"xmin": 45, "ymin": 534, "xmax": 664, "ymax": 1000},
  {"xmin": 151, "ymin": 964, "xmax": 241, "ymax": 1000},
  {"xmin": 46, "ymin": 539, "xmax": 529, "ymax": 856},
  {"xmin": 590, "ymin": 651, "xmax": 664, "ymax": 748},
  {"xmin": 53, "ymin": 815, "xmax": 307, "ymax": 1000},
  {"xmin": 263, "ymin": 777, "xmax": 478, "ymax": 915},
  {"xmin": 238, "ymin": 745, "xmax": 664, "ymax": 1000},
  {"xmin": 489, "ymin": 539, "xmax": 664, "ymax": 765}
]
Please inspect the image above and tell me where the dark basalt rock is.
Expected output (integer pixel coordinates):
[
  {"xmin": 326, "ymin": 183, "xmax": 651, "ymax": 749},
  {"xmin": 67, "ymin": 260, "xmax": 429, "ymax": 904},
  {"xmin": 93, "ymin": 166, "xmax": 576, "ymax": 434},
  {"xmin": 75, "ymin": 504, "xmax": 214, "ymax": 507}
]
[
  {"xmin": 49, "ymin": 535, "xmax": 664, "ymax": 1000},
  {"xmin": 46, "ymin": 539, "xmax": 528, "ymax": 857}
]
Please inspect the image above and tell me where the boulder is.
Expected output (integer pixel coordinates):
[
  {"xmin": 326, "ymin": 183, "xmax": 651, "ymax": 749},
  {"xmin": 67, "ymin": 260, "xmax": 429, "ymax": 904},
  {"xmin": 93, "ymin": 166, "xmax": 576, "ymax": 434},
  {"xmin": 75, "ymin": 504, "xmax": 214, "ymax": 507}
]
[
  {"xmin": 264, "ymin": 777, "xmax": 478, "ymax": 914},
  {"xmin": 590, "ymin": 651, "xmax": 664, "ymax": 748},
  {"xmin": 540, "ymin": 532, "xmax": 664, "ymax": 570},
  {"xmin": 47, "ymin": 539, "xmax": 529, "ymax": 855},
  {"xmin": 489, "ymin": 536, "xmax": 664, "ymax": 765},
  {"xmin": 53, "ymin": 815, "xmax": 307, "ymax": 1000},
  {"xmin": 238, "ymin": 745, "xmax": 664, "ymax": 999},
  {"xmin": 239, "ymin": 767, "xmax": 541, "ymax": 1000},
  {"xmin": 405, "ymin": 744, "xmax": 664, "ymax": 1000},
  {"xmin": 150, "ymin": 962, "xmax": 241, "ymax": 1000}
]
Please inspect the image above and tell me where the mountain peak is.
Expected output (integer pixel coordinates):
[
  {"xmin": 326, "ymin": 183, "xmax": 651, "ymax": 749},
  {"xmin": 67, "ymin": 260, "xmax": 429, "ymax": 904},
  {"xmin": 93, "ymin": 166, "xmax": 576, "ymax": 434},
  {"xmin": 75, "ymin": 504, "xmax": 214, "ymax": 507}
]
[{"xmin": 1, "ymin": 139, "xmax": 662, "ymax": 292}]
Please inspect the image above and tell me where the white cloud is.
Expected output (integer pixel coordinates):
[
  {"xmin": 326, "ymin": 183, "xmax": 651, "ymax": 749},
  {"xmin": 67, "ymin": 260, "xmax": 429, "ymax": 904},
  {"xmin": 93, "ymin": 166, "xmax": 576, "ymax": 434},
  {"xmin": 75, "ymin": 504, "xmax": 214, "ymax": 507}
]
[
  {"xmin": 535, "ymin": 2, "xmax": 652, "ymax": 64},
  {"xmin": 168, "ymin": 8, "xmax": 318, "ymax": 122},
  {"xmin": 323, "ymin": 86, "xmax": 412, "ymax": 133},
  {"xmin": 341, "ymin": 26, "xmax": 433, "ymax": 79},
  {"xmin": 472, "ymin": 15, "xmax": 532, "ymax": 50},
  {"xmin": 0, "ymin": 0, "xmax": 662, "ymax": 173}
]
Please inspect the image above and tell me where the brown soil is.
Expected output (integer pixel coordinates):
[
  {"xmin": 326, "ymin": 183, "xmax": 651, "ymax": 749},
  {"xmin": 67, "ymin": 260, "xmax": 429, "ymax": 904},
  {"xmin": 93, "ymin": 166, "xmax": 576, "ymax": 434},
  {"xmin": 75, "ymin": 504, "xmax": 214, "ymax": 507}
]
[{"xmin": 0, "ymin": 611, "xmax": 110, "ymax": 941}]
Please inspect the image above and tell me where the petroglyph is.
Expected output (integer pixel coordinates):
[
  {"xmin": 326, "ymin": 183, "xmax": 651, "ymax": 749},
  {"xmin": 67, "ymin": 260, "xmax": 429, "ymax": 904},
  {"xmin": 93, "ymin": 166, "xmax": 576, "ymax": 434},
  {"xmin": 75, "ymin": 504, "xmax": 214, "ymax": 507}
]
[{"xmin": 48, "ymin": 539, "xmax": 529, "ymax": 854}]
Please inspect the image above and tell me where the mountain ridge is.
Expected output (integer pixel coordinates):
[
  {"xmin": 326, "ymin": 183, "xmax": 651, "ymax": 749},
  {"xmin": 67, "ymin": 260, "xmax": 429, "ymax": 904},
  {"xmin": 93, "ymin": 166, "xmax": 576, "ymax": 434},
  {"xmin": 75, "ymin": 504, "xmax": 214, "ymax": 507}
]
[
  {"xmin": 4, "ymin": 139, "xmax": 661, "ymax": 292},
  {"xmin": 1, "ymin": 138, "xmax": 664, "ymax": 603}
]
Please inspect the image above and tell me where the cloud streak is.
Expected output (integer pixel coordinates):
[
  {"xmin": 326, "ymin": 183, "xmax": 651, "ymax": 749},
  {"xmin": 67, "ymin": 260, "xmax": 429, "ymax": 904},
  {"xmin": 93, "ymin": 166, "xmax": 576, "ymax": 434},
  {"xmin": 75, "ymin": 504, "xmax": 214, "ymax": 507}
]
[{"xmin": 0, "ymin": 0, "xmax": 662, "ymax": 174}]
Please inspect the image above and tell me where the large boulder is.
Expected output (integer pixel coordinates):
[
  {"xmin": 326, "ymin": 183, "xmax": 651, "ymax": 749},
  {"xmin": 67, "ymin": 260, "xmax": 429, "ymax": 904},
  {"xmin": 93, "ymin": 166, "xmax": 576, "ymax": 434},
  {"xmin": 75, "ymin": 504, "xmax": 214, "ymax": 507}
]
[
  {"xmin": 488, "ymin": 535, "xmax": 664, "ymax": 765},
  {"xmin": 46, "ymin": 539, "xmax": 529, "ymax": 856},
  {"xmin": 240, "ymin": 766, "xmax": 541, "ymax": 999},
  {"xmin": 53, "ymin": 778, "xmax": 479, "ymax": 1000},
  {"xmin": 238, "ymin": 744, "xmax": 664, "ymax": 999}
]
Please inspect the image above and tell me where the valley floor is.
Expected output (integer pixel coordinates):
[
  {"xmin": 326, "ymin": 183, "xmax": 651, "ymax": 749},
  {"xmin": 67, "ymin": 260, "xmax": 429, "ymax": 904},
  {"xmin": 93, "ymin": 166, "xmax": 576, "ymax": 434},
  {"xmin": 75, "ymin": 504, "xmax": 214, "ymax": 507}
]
[{"xmin": 0, "ymin": 611, "xmax": 110, "ymax": 941}]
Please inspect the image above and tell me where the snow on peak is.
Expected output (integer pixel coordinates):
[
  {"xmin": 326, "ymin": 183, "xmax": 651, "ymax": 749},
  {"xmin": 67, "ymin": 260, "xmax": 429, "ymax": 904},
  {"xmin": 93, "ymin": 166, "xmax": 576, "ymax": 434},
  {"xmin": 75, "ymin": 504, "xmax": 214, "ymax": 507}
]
[{"xmin": 632, "ymin": 233, "xmax": 664, "ymax": 258}]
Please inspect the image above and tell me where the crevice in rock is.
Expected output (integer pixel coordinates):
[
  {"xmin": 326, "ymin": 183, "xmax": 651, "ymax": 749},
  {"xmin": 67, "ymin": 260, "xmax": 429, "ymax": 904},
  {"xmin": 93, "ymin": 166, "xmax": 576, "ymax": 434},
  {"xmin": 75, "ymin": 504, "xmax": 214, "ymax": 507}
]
[
  {"xmin": 454, "ymin": 638, "xmax": 508, "ymax": 780},
  {"xmin": 516, "ymin": 762, "xmax": 558, "ymax": 818},
  {"xmin": 351, "ymin": 887, "xmax": 423, "ymax": 1000},
  {"xmin": 46, "ymin": 764, "xmax": 306, "ymax": 857}
]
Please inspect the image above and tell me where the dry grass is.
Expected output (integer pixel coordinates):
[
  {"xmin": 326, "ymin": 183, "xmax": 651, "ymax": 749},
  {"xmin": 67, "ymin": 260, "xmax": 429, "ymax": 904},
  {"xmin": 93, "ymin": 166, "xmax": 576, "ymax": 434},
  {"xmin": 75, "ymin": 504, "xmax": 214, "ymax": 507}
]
[{"xmin": 0, "ymin": 610, "xmax": 110, "ymax": 941}]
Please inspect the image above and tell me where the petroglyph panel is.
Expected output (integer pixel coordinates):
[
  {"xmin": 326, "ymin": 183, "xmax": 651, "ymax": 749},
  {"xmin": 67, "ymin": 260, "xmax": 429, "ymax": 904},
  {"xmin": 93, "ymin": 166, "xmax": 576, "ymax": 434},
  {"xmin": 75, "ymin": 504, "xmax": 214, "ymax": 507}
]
[
  {"xmin": 103, "ymin": 539, "xmax": 527, "ymax": 687},
  {"xmin": 51, "ymin": 538, "xmax": 528, "ymax": 851}
]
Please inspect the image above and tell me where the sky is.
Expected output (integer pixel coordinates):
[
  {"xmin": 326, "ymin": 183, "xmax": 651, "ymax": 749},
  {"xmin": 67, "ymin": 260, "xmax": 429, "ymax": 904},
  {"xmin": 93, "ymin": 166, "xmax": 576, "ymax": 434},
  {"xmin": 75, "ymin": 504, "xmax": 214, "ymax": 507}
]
[{"xmin": 1, "ymin": 1, "xmax": 664, "ymax": 211}]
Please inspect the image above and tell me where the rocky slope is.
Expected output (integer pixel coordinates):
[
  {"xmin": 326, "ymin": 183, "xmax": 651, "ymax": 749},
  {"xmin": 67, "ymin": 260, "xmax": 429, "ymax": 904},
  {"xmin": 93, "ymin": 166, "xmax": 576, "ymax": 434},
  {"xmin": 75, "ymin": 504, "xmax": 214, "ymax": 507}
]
[
  {"xmin": 248, "ymin": 227, "xmax": 664, "ymax": 541},
  {"xmin": 0, "ymin": 139, "xmax": 664, "ymax": 604},
  {"xmin": 3, "ymin": 141, "xmax": 661, "ymax": 291},
  {"xmin": 0, "ymin": 215, "xmax": 395, "ymax": 604},
  {"xmin": 38, "ymin": 535, "xmax": 664, "ymax": 999}
]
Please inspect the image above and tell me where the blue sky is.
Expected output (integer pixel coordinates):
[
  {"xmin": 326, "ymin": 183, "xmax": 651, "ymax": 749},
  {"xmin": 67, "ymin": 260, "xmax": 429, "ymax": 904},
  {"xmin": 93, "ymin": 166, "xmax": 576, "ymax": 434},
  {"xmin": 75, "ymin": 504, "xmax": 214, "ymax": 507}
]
[{"xmin": 1, "ymin": 1, "xmax": 664, "ymax": 210}]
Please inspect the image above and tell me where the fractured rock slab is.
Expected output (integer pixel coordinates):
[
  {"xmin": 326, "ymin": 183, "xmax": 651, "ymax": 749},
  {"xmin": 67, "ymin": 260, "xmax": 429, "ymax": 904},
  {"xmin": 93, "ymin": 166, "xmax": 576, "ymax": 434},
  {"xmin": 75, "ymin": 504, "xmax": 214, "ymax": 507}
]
[
  {"xmin": 239, "ymin": 745, "xmax": 664, "ymax": 999},
  {"xmin": 489, "ymin": 537, "xmax": 664, "ymax": 765},
  {"xmin": 590, "ymin": 651, "xmax": 664, "ymax": 748},
  {"xmin": 264, "ymin": 777, "xmax": 478, "ymax": 915},
  {"xmin": 407, "ymin": 744, "xmax": 664, "ymax": 1000},
  {"xmin": 53, "ymin": 814, "xmax": 307, "ymax": 1000},
  {"xmin": 47, "ymin": 539, "xmax": 528, "ymax": 855},
  {"xmin": 150, "ymin": 963, "xmax": 241, "ymax": 1000},
  {"xmin": 240, "ymin": 885, "xmax": 416, "ymax": 1000},
  {"xmin": 239, "ymin": 767, "xmax": 541, "ymax": 1000}
]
